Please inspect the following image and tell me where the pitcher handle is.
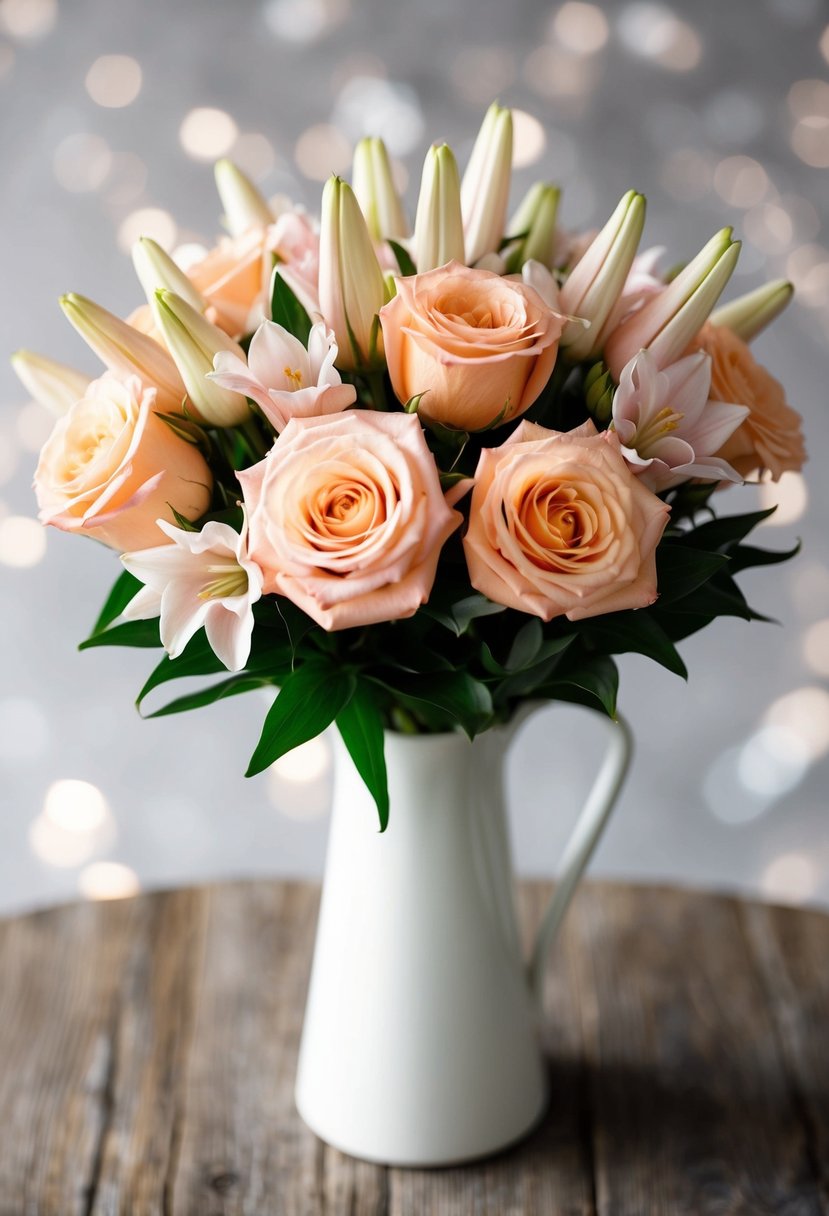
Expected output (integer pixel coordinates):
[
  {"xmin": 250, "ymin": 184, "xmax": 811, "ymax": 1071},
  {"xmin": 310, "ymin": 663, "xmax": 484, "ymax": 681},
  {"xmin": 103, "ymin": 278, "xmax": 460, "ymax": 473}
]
[{"xmin": 527, "ymin": 711, "xmax": 633, "ymax": 1015}]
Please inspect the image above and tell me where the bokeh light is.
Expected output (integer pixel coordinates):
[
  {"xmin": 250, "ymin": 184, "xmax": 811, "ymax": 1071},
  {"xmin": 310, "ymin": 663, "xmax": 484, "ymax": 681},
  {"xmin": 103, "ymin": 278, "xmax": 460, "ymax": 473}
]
[
  {"xmin": 616, "ymin": 4, "xmax": 702, "ymax": 71},
  {"xmin": 117, "ymin": 206, "xmax": 177, "ymax": 252},
  {"xmin": 758, "ymin": 472, "xmax": 808, "ymax": 526},
  {"xmin": 179, "ymin": 107, "xmax": 239, "ymax": 160},
  {"xmin": 511, "ymin": 110, "xmax": 546, "ymax": 168},
  {"xmin": 270, "ymin": 737, "xmax": 331, "ymax": 784},
  {"xmin": 550, "ymin": 3, "xmax": 609, "ymax": 54},
  {"xmin": 0, "ymin": 516, "xmax": 46, "ymax": 568},
  {"xmin": 294, "ymin": 123, "xmax": 351, "ymax": 180},
  {"xmin": 53, "ymin": 133, "xmax": 112, "ymax": 193},
  {"xmin": 85, "ymin": 54, "xmax": 142, "ymax": 108},
  {"xmin": 760, "ymin": 853, "xmax": 817, "ymax": 904},
  {"xmin": 29, "ymin": 779, "xmax": 115, "ymax": 869},
  {"xmin": 79, "ymin": 862, "xmax": 140, "ymax": 901},
  {"xmin": 0, "ymin": 0, "xmax": 56, "ymax": 40},
  {"xmin": 802, "ymin": 619, "xmax": 829, "ymax": 676}
]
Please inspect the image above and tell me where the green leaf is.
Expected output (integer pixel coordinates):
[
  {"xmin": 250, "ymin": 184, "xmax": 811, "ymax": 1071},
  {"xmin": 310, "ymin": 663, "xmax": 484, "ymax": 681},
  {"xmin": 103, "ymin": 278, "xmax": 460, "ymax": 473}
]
[
  {"xmin": 136, "ymin": 634, "xmax": 226, "ymax": 710},
  {"xmin": 169, "ymin": 506, "xmax": 199, "ymax": 532},
  {"xmin": 655, "ymin": 545, "xmax": 729, "ymax": 605},
  {"xmin": 680, "ymin": 507, "xmax": 777, "ymax": 551},
  {"xmin": 506, "ymin": 619, "xmax": 543, "ymax": 671},
  {"xmin": 79, "ymin": 619, "xmax": 161, "ymax": 650},
  {"xmin": 581, "ymin": 611, "xmax": 687, "ymax": 679},
  {"xmin": 388, "ymin": 239, "xmax": 416, "ymax": 277},
  {"xmin": 270, "ymin": 268, "xmax": 312, "ymax": 344},
  {"xmin": 89, "ymin": 570, "xmax": 143, "ymax": 636},
  {"xmin": 481, "ymin": 632, "xmax": 573, "ymax": 677},
  {"xmin": 544, "ymin": 656, "xmax": 619, "ymax": 717},
  {"xmin": 246, "ymin": 664, "xmax": 355, "ymax": 777},
  {"xmin": 452, "ymin": 594, "xmax": 508, "ymax": 635},
  {"xmin": 658, "ymin": 575, "xmax": 774, "ymax": 623},
  {"xmin": 728, "ymin": 539, "xmax": 801, "ymax": 573},
  {"xmin": 146, "ymin": 674, "xmax": 270, "ymax": 718},
  {"xmin": 378, "ymin": 671, "xmax": 493, "ymax": 737},
  {"xmin": 336, "ymin": 682, "xmax": 389, "ymax": 831}
]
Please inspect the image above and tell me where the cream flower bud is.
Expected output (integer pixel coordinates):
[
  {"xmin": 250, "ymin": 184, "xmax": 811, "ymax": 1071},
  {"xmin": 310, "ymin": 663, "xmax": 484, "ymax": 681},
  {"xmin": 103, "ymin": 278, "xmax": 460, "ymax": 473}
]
[
  {"xmin": 132, "ymin": 237, "xmax": 207, "ymax": 313},
  {"xmin": 214, "ymin": 158, "xmax": 274, "ymax": 237},
  {"xmin": 352, "ymin": 136, "xmax": 409, "ymax": 242},
  {"xmin": 605, "ymin": 228, "xmax": 741, "ymax": 379},
  {"xmin": 710, "ymin": 279, "xmax": 793, "ymax": 343},
  {"xmin": 152, "ymin": 290, "xmax": 251, "ymax": 427},
  {"xmin": 461, "ymin": 102, "xmax": 513, "ymax": 266},
  {"xmin": 559, "ymin": 190, "xmax": 646, "ymax": 362},
  {"xmin": 504, "ymin": 182, "xmax": 560, "ymax": 273},
  {"xmin": 318, "ymin": 176, "xmax": 387, "ymax": 370},
  {"xmin": 59, "ymin": 293, "xmax": 186, "ymax": 411},
  {"xmin": 11, "ymin": 350, "xmax": 90, "ymax": 416},
  {"xmin": 414, "ymin": 143, "xmax": 465, "ymax": 273}
]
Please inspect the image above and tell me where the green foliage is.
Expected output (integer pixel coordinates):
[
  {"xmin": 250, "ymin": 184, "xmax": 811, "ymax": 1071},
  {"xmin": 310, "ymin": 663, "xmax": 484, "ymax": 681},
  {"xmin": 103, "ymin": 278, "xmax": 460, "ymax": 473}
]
[{"xmin": 270, "ymin": 268, "xmax": 312, "ymax": 343}]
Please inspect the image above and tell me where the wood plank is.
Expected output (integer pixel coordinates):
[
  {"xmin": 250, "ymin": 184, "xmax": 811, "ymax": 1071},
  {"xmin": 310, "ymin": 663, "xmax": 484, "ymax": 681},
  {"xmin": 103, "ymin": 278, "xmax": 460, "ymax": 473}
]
[
  {"xmin": 741, "ymin": 901, "xmax": 829, "ymax": 1212},
  {"xmin": 0, "ymin": 898, "xmax": 136, "ymax": 1216},
  {"xmin": 572, "ymin": 883, "xmax": 826, "ymax": 1215}
]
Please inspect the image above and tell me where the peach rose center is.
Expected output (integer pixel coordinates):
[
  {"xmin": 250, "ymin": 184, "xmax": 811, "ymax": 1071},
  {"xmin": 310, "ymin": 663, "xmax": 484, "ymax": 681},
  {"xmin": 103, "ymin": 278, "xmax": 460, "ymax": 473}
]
[{"xmin": 513, "ymin": 476, "xmax": 607, "ymax": 570}]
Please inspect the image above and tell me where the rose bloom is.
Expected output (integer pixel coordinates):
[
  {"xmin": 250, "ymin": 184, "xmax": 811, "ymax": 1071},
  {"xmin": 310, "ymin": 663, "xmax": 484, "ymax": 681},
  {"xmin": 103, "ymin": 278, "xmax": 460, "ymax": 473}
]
[
  {"xmin": 692, "ymin": 323, "xmax": 806, "ymax": 481},
  {"xmin": 34, "ymin": 373, "xmax": 212, "ymax": 552},
  {"xmin": 238, "ymin": 410, "xmax": 463, "ymax": 630},
  {"xmin": 463, "ymin": 420, "xmax": 671, "ymax": 622},
  {"xmin": 379, "ymin": 261, "xmax": 565, "ymax": 431},
  {"xmin": 188, "ymin": 209, "xmax": 320, "ymax": 338}
]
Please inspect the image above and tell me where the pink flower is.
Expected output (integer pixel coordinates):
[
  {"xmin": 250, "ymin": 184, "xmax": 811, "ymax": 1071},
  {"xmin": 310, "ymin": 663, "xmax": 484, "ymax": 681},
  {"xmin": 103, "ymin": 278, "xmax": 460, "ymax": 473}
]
[
  {"xmin": 122, "ymin": 515, "xmax": 264, "ymax": 672},
  {"xmin": 208, "ymin": 319, "xmax": 355, "ymax": 432},
  {"xmin": 34, "ymin": 374, "xmax": 212, "ymax": 552},
  {"xmin": 463, "ymin": 420, "xmax": 670, "ymax": 622},
  {"xmin": 239, "ymin": 411, "xmax": 463, "ymax": 631},
  {"xmin": 612, "ymin": 349, "xmax": 749, "ymax": 492}
]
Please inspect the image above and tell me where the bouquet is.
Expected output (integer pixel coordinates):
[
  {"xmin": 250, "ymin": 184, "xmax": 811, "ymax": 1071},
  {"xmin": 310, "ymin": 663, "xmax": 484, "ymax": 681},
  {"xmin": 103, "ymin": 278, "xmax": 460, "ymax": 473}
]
[{"xmin": 15, "ymin": 104, "xmax": 806, "ymax": 828}]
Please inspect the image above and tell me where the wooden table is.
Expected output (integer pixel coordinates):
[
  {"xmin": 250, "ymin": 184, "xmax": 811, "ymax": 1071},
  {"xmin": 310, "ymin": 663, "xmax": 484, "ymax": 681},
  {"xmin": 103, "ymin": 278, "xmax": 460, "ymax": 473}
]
[{"xmin": 0, "ymin": 880, "xmax": 827, "ymax": 1215}]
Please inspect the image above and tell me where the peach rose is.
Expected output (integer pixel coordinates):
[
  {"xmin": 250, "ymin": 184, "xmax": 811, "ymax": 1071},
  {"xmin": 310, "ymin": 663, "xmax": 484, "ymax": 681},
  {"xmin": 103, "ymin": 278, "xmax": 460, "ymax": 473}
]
[
  {"xmin": 692, "ymin": 323, "xmax": 806, "ymax": 481},
  {"xmin": 34, "ymin": 374, "xmax": 212, "ymax": 551},
  {"xmin": 188, "ymin": 211, "xmax": 320, "ymax": 338},
  {"xmin": 463, "ymin": 420, "xmax": 670, "ymax": 621},
  {"xmin": 238, "ymin": 410, "xmax": 462, "ymax": 630},
  {"xmin": 379, "ymin": 261, "xmax": 565, "ymax": 431}
]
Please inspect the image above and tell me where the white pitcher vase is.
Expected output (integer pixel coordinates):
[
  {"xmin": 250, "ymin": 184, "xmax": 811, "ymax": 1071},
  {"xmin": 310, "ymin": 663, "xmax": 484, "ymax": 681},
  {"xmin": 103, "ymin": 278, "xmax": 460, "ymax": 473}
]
[{"xmin": 295, "ymin": 705, "xmax": 632, "ymax": 1167}]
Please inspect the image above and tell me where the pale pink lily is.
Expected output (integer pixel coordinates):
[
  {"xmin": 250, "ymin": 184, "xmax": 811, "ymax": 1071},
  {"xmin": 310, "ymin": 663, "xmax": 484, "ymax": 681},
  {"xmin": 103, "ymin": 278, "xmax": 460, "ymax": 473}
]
[
  {"xmin": 121, "ymin": 515, "xmax": 263, "ymax": 672},
  {"xmin": 612, "ymin": 348, "xmax": 749, "ymax": 492},
  {"xmin": 596, "ymin": 246, "xmax": 666, "ymax": 344},
  {"xmin": 267, "ymin": 209, "xmax": 321, "ymax": 317},
  {"xmin": 208, "ymin": 319, "xmax": 356, "ymax": 432}
]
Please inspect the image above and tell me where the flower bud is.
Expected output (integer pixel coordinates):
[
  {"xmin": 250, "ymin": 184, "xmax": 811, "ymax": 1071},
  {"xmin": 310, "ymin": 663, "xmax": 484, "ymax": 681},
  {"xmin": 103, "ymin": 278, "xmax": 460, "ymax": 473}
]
[
  {"xmin": 559, "ymin": 190, "xmax": 646, "ymax": 362},
  {"xmin": 214, "ymin": 158, "xmax": 273, "ymax": 237},
  {"xmin": 11, "ymin": 350, "xmax": 90, "ymax": 416},
  {"xmin": 605, "ymin": 227, "xmax": 741, "ymax": 379},
  {"xmin": 60, "ymin": 293, "xmax": 185, "ymax": 410},
  {"xmin": 152, "ymin": 290, "xmax": 251, "ymax": 426},
  {"xmin": 504, "ymin": 182, "xmax": 560, "ymax": 273},
  {"xmin": 318, "ymin": 175, "xmax": 387, "ymax": 370},
  {"xmin": 710, "ymin": 279, "xmax": 793, "ymax": 343},
  {"xmin": 461, "ymin": 102, "xmax": 513, "ymax": 266},
  {"xmin": 132, "ymin": 237, "xmax": 207, "ymax": 313},
  {"xmin": 414, "ymin": 143, "xmax": 465, "ymax": 273},
  {"xmin": 352, "ymin": 136, "xmax": 409, "ymax": 243}
]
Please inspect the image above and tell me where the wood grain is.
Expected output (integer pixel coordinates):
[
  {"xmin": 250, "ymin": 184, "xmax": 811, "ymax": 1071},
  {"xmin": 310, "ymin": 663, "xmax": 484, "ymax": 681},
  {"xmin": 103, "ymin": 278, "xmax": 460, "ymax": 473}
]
[{"xmin": 0, "ymin": 880, "xmax": 826, "ymax": 1215}]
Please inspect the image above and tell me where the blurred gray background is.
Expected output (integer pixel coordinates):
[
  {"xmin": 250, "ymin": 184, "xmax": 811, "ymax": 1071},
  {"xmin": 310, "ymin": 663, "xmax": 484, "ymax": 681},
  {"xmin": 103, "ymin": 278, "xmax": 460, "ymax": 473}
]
[{"xmin": 0, "ymin": 0, "xmax": 827, "ymax": 913}]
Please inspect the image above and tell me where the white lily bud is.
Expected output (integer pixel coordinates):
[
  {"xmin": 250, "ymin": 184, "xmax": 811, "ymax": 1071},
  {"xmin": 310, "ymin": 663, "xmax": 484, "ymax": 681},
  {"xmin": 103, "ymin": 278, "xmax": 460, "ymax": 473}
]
[
  {"xmin": 559, "ymin": 190, "xmax": 646, "ymax": 362},
  {"xmin": 11, "ymin": 350, "xmax": 91, "ymax": 416},
  {"xmin": 461, "ymin": 102, "xmax": 513, "ymax": 266},
  {"xmin": 132, "ymin": 237, "xmax": 207, "ymax": 313},
  {"xmin": 152, "ymin": 290, "xmax": 251, "ymax": 427},
  {"xmin": 414, "ymin": 143, "xmax": 465, "ymax": 273},
  {"xmin": 318, "ymin": 176, "xmax": 387, "ymax": 370},
  {"xmin": 214, "ymin": 159, "xmax": 273, "ymax": 237},
  {"xmin": 59, "ymin": 293, "xmax": 185, "ymax": 410},
  {"xmin": 504, "ymin": 182, "xmax": 560, "ymax": 273},
  {"xmin": 605, "ymin": 228, "xmax": 741, "ymax": 379},
  {"xmin": 710, "ymin": 279, "xmax": 793, "ymax": 343},
  {"xmin": 352, "ymin": 136, "xmax": 409, "ymax": 243}
]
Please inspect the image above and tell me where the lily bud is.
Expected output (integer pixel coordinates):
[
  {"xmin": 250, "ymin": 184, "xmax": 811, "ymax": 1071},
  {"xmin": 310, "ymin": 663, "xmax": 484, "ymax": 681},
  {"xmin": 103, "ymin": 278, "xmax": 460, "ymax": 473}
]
[
  {"xmin": 414, "ymin": 143, "xmax": 465, "ymax": 273},
  {"xmin": 605, "ymin": 228, "xmax": 741, "ymax": 380},
  {"xmin": 559, "ymin": 190, "xmax": 646, "ymax": 362},
  {"xmin": 318, "ymin": 175, "xmax": 387, "ymax": 370},
  {"xmin": 214, "ymin": 159, "xmax": 273, "ymax": 237},
  {"xmin": 60, "ymin": 293, "xmax": 185, "ymax": 410},
  {"xmin": 11, "ymin": 350, "xmax": 90, "ymax": 416},
  {"xmin": 504, "ymin": 182, "xmax": 560, "ymax": 273},
  {"xmin": 583, "ymin": 361, "xmax": 615, "ymax": 425},
  {"xmin": 352, "ymin": 136, "xmax": 409, "ymax": 243},
  {"xmin": 152, "ymin": 290, "xmax": 251, "ymax": 427},
  {"xmin": 461, "ymin": 102, "xmax": 513, "ymax": 266},
  {"xmin": 710, "ymin": 279, "xmax": 793, "ymax": 343},
  {"xmin": 132, "ymin": 237, "xmax": 207, "ymax": 313}
]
